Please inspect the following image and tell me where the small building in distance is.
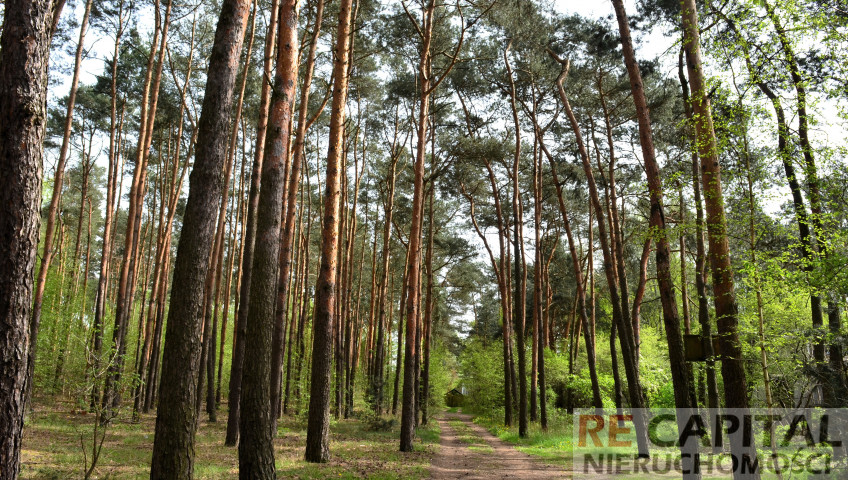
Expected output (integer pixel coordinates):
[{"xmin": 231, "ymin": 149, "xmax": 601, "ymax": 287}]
[{"xmin": 445, "ymin": 388, "xmax": 465, "ymax": 408}]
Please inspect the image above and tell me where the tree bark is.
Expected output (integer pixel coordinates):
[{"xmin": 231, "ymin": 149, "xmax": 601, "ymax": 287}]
[
  {"xmin": 270, "ymin": 0, "xmax": 324, "ymax": 426},
  {"xmin": 400, "ymin": 0, "xmax": 436, "ymax": 452},
  {"xmin": 305, "ymin": 0, "xmax": 354, "ymax": 461},
  {"xmin": 224, "ymin": 0, "xmax": 278, "ymax": 447},
  {"xmin": 681, "ymin": 1, "xmax": 758, "ymax": 477},
  {"xmin": 200, "ymin": 2, "xmax": 256, "ymax": 424},
  {"xmin": 148, "ymin": 0, "xmax": 251, "ymax": 475},
  {"xmin": 0, "ymin": 0, "xmax": 55, "ymax": 476},
  {"xmin": 237, "ymin": 0, "xmax": 300, "ymax": 475}
]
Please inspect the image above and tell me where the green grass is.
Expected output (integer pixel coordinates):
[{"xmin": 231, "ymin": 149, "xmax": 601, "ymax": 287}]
[
  {"xmin": 470, "ymin": 415, "xmax": 815, "ymax": 479},
  {"xmin": 467, "ymin": 445, "xmax": 494, "ymax": 454},
  {"xmin": 447, "ymin": 419, "xmax": 494, "ymax": 453},
  {"xmin": 417, "ymin": 419, "xmax": 440, "ymax": 444},
  {"xmin": 473, "ymin": 414, "xmax": 574, "ymax": 468},
  {"xmin": 21, "ymin": 402, "xmax": 439, "ymax": 479}
]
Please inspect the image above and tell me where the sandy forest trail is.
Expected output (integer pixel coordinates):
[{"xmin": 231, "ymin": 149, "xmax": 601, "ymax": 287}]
[{"xmin": 429, "ymin": 412, "xmax": 570, "ymax": 479}]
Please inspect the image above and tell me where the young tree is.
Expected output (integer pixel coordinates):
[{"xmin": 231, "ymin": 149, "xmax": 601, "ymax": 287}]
[
  {"xmin": 503, "ymin": 41, "xmax": 529, "ymax": 439},
  {"xmin": 31, "ymin": 0, "xmax": 94, "ymax": 357}
]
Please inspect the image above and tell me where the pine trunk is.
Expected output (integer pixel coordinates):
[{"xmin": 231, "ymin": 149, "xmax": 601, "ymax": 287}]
[
  {"xmin": 0, "ymin": 0, "xmax": 54, "ymax": 476},
  {"xmin": 553, "ymin": 57, "xmax": 649, "ymax": 455},
  {"xmin": 400, "ymin": 0, "xmax": 435, "ymax": 451},
  {"xmin": 236, "ymin": 0, "xmax": 300, "ymax": 475},
  {"xmin": 148, "ymin": 0, "xmax": 251, "ymax": 475},
  {"xmin": 223, "ymin": 0, "xmax": 278, "ymax": 444},
  {"xmin": 305, "ymin": 0, "xmax": 354, "ymax": 461},
  {"xmin": 681, "ymin": 1, "xmax": 758, "ymax": 476}
]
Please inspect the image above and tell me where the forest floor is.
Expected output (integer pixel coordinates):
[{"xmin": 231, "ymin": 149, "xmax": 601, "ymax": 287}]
[
  {"xmin": 430, "ymin": 411, "xmax": 571, "ymax": 479},
  {"xmin": 18, "ymin": 400, "xmax": 703, "ymax": 479},
  {"xmin": 19, "ymin": 398, "xmax": 438, "ymax": 479}
]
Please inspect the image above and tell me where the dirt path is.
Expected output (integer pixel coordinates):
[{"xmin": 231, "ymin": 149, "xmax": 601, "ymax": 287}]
[{"xmin": 429, "ymin": 412, "xmax": 570, "ymax": 479}]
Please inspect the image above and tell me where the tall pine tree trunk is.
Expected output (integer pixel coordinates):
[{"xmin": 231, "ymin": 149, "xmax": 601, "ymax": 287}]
[
  {"xmin": 552, "ymin": 56, "xmax": 649, "ymax": 455},
  {"xmin": 678, "ymin": 50, "xmax": 719, "ymax": 411},
  {"xmin": 537, "ymin": 137, "xmax": 603, "ymax": 409},
  {"xmin": 612, "ymin": 1, "xmax": 698, "ymax": 474},
  {"xmin": 531, "ymin": 120, "xmax": 546, "ymax": 429},
  {"xmin": 421, "ymin": 190, "xmax": 435, "ymax": 425},
  {"xmin": 305, "ymin": 0, "xmax": 354, "ymax": 461},
  {"xmin": 0, "ymin": 0, "xmax": 55, "ymax": 476},
  {"xmin": 681, "ymin": 2, "xmax": 758, "ymax": 477},
  {"xmin": 202, "ymin": 3, "xmax": 256, "ymax": 424},
  {"xmin": 370, "ymin": 144, "xmax": 399, "ymax": 414},
  {"xmin": 504, "ymin": 43, "xmax": 528, "ymax": 438},
  {"xmin": 400, "ymin": 0, "xmax": 436, "ymax": 451},
  {"xmin": 237, "ymin": 0, "xmax": 300, "ymax": 475},
  {"xmin": 148, "ymin": 0, "xmax": 251, "ymax": 475},
  {"xmin": 224, "ymin": 0, "xmax": 278, "ymax": 447},
  {"xmin": 270, "ymin": 0, "xmax": 325, "ymax": 425}
]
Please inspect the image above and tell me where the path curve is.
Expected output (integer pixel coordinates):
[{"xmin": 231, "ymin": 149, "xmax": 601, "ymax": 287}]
[{"xmin": 429, "ymin": 412, "xmax": 570, "ymax": 479}]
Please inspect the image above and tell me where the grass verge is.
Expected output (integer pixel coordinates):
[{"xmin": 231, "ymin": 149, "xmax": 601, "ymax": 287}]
[{"xmin": 472, "ymin": 412, "xmax": 574, "ymax": 468}]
